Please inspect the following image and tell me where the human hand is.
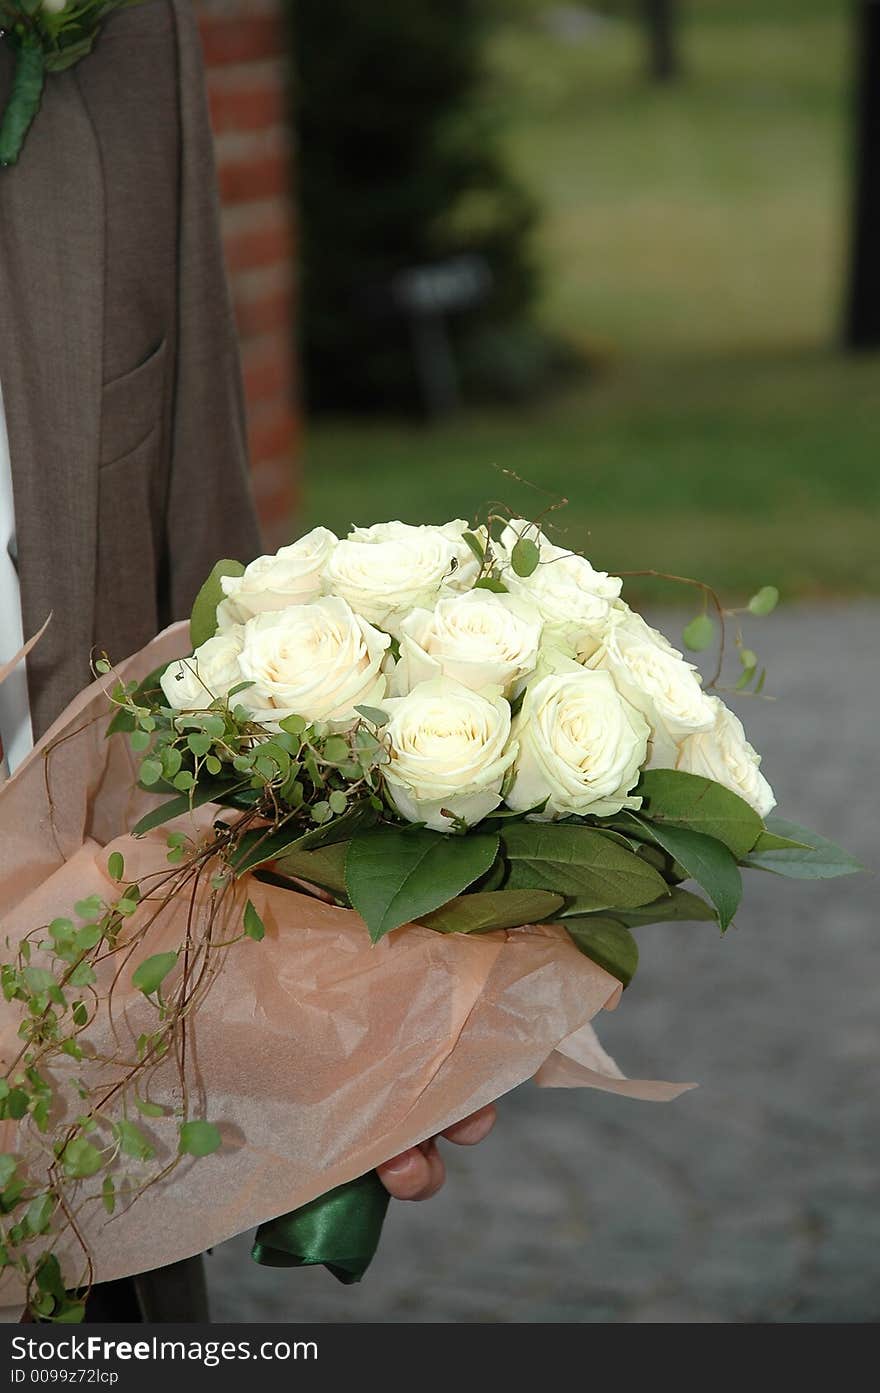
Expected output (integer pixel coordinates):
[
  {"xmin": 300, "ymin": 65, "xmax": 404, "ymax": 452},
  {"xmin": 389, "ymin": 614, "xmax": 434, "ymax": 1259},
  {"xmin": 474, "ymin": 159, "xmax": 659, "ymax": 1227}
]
[{"xmin": 376, "ymin": 1104, "xmax": 497, "ymax": 1201}]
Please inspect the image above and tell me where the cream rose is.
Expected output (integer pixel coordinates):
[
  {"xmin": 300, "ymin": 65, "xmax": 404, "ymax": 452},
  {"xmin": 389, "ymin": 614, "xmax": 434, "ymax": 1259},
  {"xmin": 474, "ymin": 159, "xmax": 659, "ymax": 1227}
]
[
  {"xmin": 322, "ymin": 520, "xmax": 477, "ymax": 636},
  {"xmin": 498, "ymin": 519, "xmax": 622, "ymax": 650},
  {"xmin": 584, "ymin": 608, "xmax": 715, "ymax": 767},
  {"xmin": 160, "ymin": 627, "xmax": 245, "ymax": 711},
  {"xmin": 505, "ymin": 658, "xmax": 649, "ymax": 820},
  {"xmin": 237, "ymin": 596, "xmax": 390, "ymax": 727},
  {"xmin": 389, "ymin": 590, "xmax": 542, "ymax": 699},
  {"xmin": 217, "ymin": 527, "xmax": 337, "ymax": 628},
  {"xmin": 676, "ymin": 697, "xmax": 776, "ymax": 817},
  {"xmin": 383, "ymin": 678, "xmax": 516, "ymax": 832}
]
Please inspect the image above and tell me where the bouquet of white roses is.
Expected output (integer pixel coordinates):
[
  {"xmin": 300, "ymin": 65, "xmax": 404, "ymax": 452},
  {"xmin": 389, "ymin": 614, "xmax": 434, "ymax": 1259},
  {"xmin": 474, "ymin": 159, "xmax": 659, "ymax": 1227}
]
[
  {"xmin": 152, "ymin": 514, "xmax": 840, "ymax": 958},
  {"xmin": 0, "ymin": 513, "xmax": 860, "ymax": 1321}
]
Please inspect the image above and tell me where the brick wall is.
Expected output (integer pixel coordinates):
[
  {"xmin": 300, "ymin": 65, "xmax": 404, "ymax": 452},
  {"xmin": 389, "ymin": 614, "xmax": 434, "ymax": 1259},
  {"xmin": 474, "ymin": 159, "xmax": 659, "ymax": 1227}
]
[{"xmin": 196, "ymin": 0, "xmax": 298, "ymax": 551}]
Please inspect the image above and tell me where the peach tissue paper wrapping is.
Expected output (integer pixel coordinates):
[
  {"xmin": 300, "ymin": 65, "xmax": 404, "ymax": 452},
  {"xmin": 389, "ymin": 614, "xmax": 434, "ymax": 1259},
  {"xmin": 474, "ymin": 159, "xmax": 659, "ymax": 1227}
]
[{"xmin": 0, "ymin": 624, "xmax": 691, "ymax": 1301}]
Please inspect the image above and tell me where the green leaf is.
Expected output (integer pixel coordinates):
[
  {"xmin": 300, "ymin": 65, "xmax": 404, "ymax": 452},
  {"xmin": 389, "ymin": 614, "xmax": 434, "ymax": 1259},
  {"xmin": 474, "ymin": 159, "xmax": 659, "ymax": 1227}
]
[
  {"xmin": 271, "ymin": 841, "xmax": 350, "ymax": 898},
  {"xmin": 107, "ymin": 851, "xmax": 125, "ymax": 883},
  {"xmin": 632, "ymin": 818, "xmax": 741, "ymax": 930},
  {"xmin": 418, "ymin": 888, "xmax": 564, "ymax": 934},
  {"xmin": 102, "ymin": 1175, "xmax": 116, "ymax": 1215},
  {"xmin": 25, "ymin": 1193, "xmax": 53, "ymax": 1237},
  {"xmin": 187, "ymin": 732, "xmax": 212, "ymax": 758},
  {"xmin": 22, "ymin": 966, "xmax": 56, "ymax": 995},
  {"xmin": 748, "ymin": 585, "xmax": 779, "ymax": 616},
  {"xmin": 5, "ymin": 1089, "xmax": 29, "ymax": 1120},
  {"xmin": 461, "ymin": 530, "xmax": 486, "ymax": 563},
  {"xmin": 139, "ymin": 758, "xmax": 163, "ymax": 787},
  {"xmin": 134, "ymin": 1096, "xmax": 165, "ymax": 1119},
  {"xmin": 73, "ymin": 923, "xmax": 102, "ymax": 952},
  {"xmin": 682, "ymin": 613, "xmax": 714, "ymax": 652},
  {"xmin": 501, "ymin": 823, "xmax": 668, "ymax": 911},
  {"xmin": 179, "ymin": 1120, "xmax": 222, "ymax": 1157},
  {"xmin": 115, "ymin": 1120, "xmax": 155, "ymax": 1162},
  {"xmin": 35, "ymin": 1253, "xmax": 66, "ymax": 1303},
  {"xmin": 229, "ymin": 801, "xmax": 376, "ymax": 876},
  {"xmin": 346, "ymin": 828, "xmax": 499, "ymax": 942},
  {"xmin": 474, "ymin": 575, "xmax": 508, "ymax": 593},
  {"xmin": 189, "ymin": 559, "xmax": 245, "ymax": 649},
  {"xmin": 62, "ymin": 1137, "xmax": 103, "ymax": 1179},
  {"xmin": 565, "ymin": 917, "xmax": 639, "ymax": 987},
  {"xmin": 68, "ymin": 962, "xmax": 96, "ymax": 988},
  {"xmin": 743, "ymin": 817, "xmax": 864, "ymax": 880},
  {"xmin": 52, "ymin": 1300, "xmax": 86, "ymax": 1324},
  {"xmin": 243, "ymin": 899, "xmax": 266, "ymax": 941},
  {"xmin": 322, "ymin": 736, "xmax": 349, "ymax": 764},
  {"xmin": 599, "ymin": 885, "xmax": 718, "ymax": 927},
  {"xmin": 510, "ymin": 536, "xmax": 540, "ymax": 578},
  {"xmin": 354, "ymin": 705, "xmax": 389, "ymax": 727},
  {"xmin": 132, "ymin": 951, "xmax": 178, "ymax": 997},
  {"xmin": 131, "ymin": 777, "xmax": 239, "ymax": 837},
  {"xmin": 75, "ymin": 895, "xmax": 103, "ymax": 920},
  {"xmin": 0, "ymin": 1156, "xmax": 17, "ymax": 1188},
  {"xmin": 635, "ymin": 769, "xmax": 762, "ymax": 858}
]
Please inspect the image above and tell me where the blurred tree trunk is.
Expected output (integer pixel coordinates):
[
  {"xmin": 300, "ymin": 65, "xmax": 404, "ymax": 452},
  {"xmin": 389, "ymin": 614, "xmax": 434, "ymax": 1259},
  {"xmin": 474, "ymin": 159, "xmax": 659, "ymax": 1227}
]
[
  {"xmin": 641, "ymin": 1, "xmax": 679, "ymax": 83},
  {"xmin": 845, "ymin": 0, "xmax": 880, "ymax": 348}
]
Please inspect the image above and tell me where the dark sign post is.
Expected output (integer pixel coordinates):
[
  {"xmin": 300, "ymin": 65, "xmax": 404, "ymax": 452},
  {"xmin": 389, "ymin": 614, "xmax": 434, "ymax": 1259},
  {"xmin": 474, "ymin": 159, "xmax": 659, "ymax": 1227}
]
[
  {"xmin": 845, "ymin": 0, "xmax": 880, "ymax": 348},
  {"xmin": 391, "ymin": 254, "xmax": 492, "ymax": 418}
]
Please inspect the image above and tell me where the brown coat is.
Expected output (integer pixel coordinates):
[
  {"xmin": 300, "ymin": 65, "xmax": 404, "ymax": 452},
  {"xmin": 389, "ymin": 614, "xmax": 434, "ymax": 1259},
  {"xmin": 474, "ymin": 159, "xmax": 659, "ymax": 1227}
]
[{"xmin": 0, "ymin": 0, "xmax": 263, "ymax": 740}]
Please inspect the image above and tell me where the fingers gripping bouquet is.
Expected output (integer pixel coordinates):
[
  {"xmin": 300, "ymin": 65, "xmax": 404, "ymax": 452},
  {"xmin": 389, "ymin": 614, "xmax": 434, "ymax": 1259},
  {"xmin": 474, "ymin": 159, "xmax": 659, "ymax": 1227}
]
[{"xmin": 0, "ymin": 515, "xmax": 861, "ymax": 1320}]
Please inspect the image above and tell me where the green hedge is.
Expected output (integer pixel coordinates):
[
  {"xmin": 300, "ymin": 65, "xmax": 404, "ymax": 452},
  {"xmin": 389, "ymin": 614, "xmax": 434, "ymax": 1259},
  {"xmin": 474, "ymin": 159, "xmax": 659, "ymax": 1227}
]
[{"xmin": 288, "ymin": 0, "xmax": 545, "ymax": 413}]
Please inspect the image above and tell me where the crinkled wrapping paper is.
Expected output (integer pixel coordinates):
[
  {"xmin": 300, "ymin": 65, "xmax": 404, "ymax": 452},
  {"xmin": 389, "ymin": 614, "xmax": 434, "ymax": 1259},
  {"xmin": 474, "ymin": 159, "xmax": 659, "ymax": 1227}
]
[{"xmin": 0, "ymin": 624, "xmax": 692, "ymax": 1298}]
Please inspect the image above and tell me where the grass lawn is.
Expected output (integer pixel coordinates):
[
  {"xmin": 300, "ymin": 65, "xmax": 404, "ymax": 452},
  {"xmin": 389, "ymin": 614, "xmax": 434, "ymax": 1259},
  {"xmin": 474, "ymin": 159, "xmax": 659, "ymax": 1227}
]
[{"xmin": 297, "ymin": 0, "xmax": 880, "ymax": 605}]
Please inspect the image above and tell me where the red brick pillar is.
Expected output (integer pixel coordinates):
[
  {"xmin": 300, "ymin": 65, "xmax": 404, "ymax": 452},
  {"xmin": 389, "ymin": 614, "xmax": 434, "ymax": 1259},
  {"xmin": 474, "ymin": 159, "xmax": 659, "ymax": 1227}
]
[{"xmin": 196, "ymin": 0, "xmax": 298, "ymax": 551}]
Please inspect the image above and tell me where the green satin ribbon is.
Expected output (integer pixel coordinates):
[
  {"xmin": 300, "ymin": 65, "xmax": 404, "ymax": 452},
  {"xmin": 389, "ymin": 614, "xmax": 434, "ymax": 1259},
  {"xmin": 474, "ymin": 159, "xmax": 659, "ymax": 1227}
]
[{"xmin": 251, "ymin": 1171, "xmax": 390, "ymax": 1285}]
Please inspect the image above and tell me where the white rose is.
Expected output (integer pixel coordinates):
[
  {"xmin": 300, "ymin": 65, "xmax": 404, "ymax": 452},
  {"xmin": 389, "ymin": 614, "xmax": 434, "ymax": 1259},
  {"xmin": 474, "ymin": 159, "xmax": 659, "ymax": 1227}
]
[
  {"xmin": 676, "ymin": 697, "xmax": 776, "ymax": 817},
  {"xmin": 383, "ymin": 678, "xmax": 517, "ymax": 832},
  {"xmin": 584, "ymin": 608, "xmax": 715, "ymax": 767},
  {"xmin": 389, "ymin": 590, "xmax": 542, "ymax": 699},
  {"xmin": 160, "ymin": 627, "xmax": 245, "ymax": 711},
  {"xmin": 323, "ymin": 519, "xmax": 476, "ymax": 636},
  {"xmin": 506, "ymin": 657, "xmax": 649, "ymax": 820},
  {"xmin": 217, "ymin": 527, "xmax": 337, "ymax": 628},
  {"xmin": 237, "ymin": 596, "xmax": 390, "ymax": 728},
  {"xmin": 497, "ymin": 518, "xmax": 622, "ymax": 649}
]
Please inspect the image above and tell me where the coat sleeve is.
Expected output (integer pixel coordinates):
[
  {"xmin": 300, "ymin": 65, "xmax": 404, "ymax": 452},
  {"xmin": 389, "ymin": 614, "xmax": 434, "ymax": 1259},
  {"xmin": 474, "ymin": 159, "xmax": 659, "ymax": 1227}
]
[{"xmin": 165, "ymin": 0, "xmax": 263, "ymax": 617}]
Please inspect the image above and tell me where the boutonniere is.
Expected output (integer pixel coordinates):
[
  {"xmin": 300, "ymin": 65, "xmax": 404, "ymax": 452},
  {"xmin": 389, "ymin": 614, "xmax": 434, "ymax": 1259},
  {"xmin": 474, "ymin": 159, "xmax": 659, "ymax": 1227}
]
[{"xmin": 0, "ymin": 0, "xmax": 143, "ymax": 167}]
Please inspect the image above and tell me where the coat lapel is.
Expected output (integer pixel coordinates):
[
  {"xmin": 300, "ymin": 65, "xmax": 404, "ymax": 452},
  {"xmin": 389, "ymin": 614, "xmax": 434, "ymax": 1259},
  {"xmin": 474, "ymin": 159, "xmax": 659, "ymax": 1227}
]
[{"xmin": 0, "ymin": 46, "xmax": 105, "ymax": 737}]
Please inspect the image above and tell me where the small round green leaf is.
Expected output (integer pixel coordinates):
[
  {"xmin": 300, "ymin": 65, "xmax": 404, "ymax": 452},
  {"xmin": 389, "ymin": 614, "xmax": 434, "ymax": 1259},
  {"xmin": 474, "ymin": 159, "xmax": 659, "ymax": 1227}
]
[
  {"xmin": 107, "ymin": 851, "xmax": 125, "ymax": 883},
  {"xmin": 510, "ymin": 537, "xmax": 540, "ymax": 578},
  {"xmin": 62, "ymin": 1137, "xmax": 103, "ymax": 1179},
  {"xmin": 682, "ymin": 613, "xmax": 714, "ymax": 652},
  {"xmin": 139, "ymin": 758, "xmax": 163, "ymax": 787},
  {"xmin": 179, "ymin": 1120, "xmax": 222, "ymax": 1157},
  {"xmin": 747, "ymin": 585, "xmax": 779, "ymax": 616},
  {"xmin": 132, "ymin": 951, "xmax": 178, "ymax": 997},
  {"xmin": 243, "ymin": 899, "xmax": 266, "ymax": 942}
]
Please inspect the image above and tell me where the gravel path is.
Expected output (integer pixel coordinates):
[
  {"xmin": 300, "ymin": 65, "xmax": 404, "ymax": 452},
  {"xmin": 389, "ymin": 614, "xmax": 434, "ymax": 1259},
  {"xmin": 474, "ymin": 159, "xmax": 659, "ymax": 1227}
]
[{"xmin": 205, "ymin": 602, "xmax": 879, "ymax": 1323}]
